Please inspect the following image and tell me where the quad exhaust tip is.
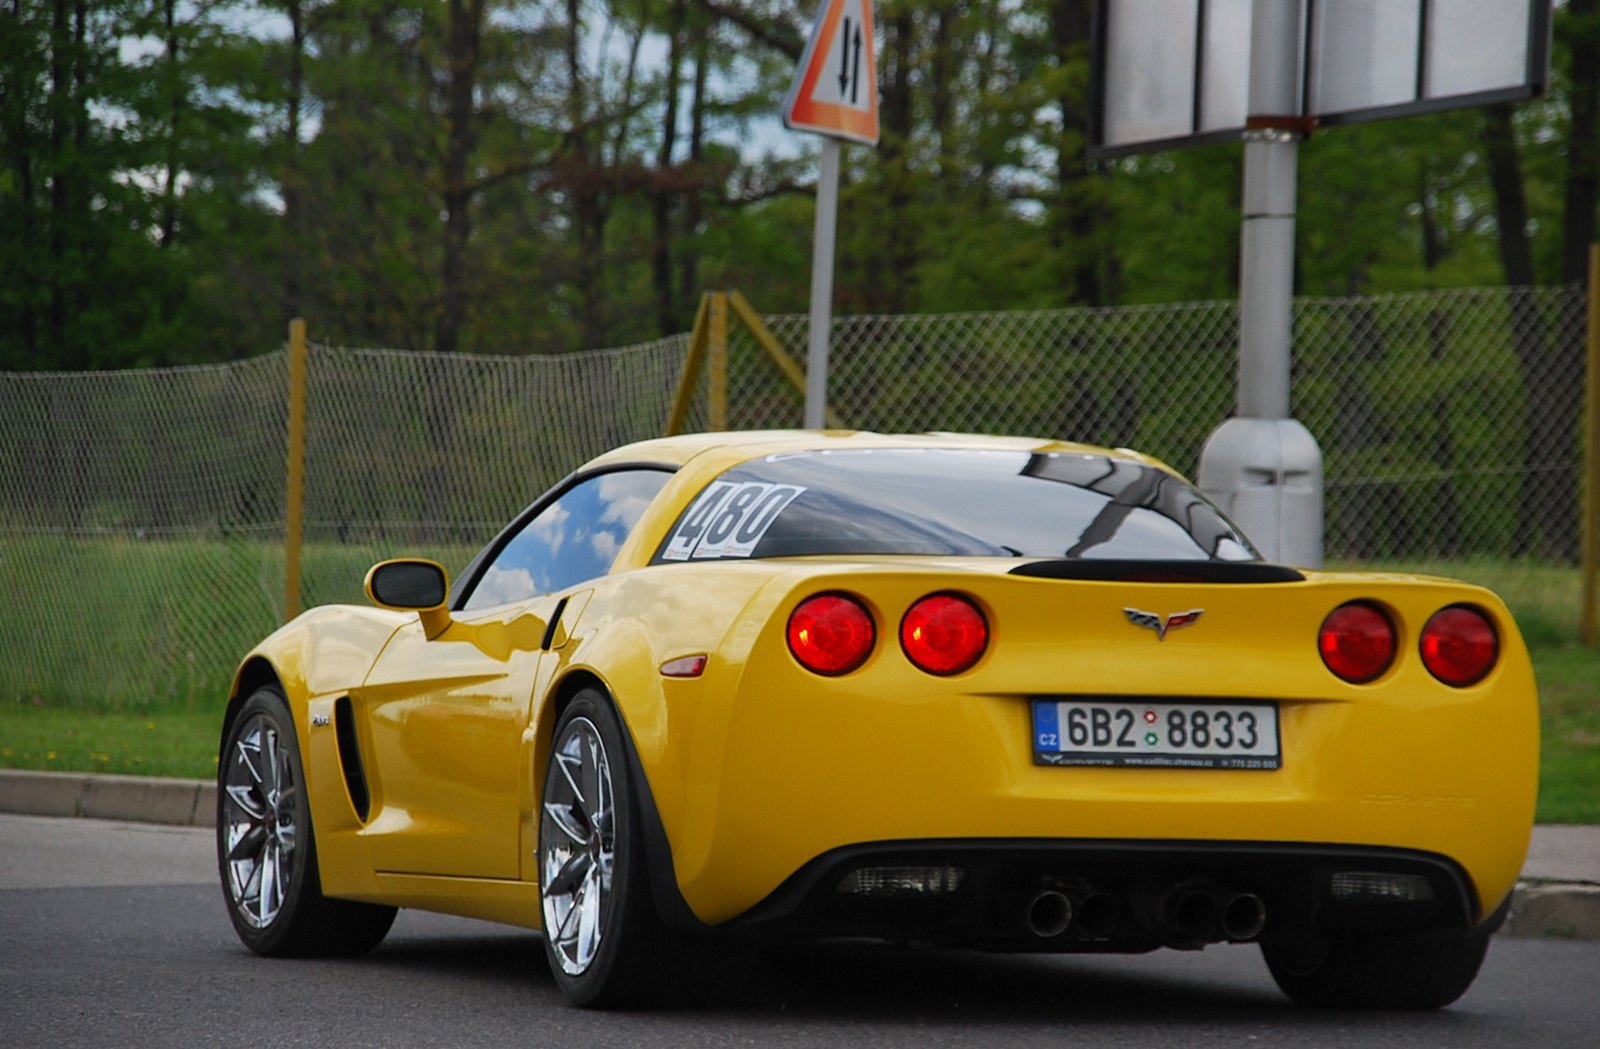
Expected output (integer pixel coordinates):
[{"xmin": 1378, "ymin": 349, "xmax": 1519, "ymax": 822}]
[
  {"xmin": 1022, "ymin": 887, "xmax": 1121, "ymax": 939},
  {"xmin": 1165, "ymin": 889, "xmax": 1220, "ymax": 940},
  {"xmin": 1221, "ymin": 892, "xmax": 1267, "ymax": 941},
  {"xmin": 1162, "ymin": 888, "xmax": 1268, "ymax": 943},
  {"xmin": 1024, "ymin": 887, "xmax": 1074, "ymax": 938},
  {"xmin": 1075, "ymin": 891, "xmax": 1119, "ymax": 937},
  {"xmin": 1019, "ymin": 883, "xmax": 1262, "ymax": 943}
]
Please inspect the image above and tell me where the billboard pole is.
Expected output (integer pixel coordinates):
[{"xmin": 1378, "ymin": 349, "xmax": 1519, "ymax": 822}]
[
  {"xmin": 805, "ymin": 137, "xmax": 841, "ymax": 429},
  {"xmin": 1237, "ymin": 0, "xmax": 1299, "ymax": 421},
  {"xmin": 1197, "ymin": 0, "xmax": 1324, "ymax": 568}
]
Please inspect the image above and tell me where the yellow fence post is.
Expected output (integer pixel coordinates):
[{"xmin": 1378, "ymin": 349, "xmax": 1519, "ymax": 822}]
[
  {"xmin": 666, "ymin": 294, "xmax": 712, "ymax": 436},
  {"xmin": 285, "ymin": 319, "xmax": 308, "ymax": 624},
  {"xmin": 673, "ymin": 289, "xmax": 848, "ymax": 435},
  {"xmin": 728, "ymin": 291, "xmax": 848, "ymax": 429},
  {"xmin": 1583, "ymin": 243, "xmax": 1599, "ymax": 647},
  {"xmin": 709, "ymin": 292, "xmax": 728, "ymax": 431}
]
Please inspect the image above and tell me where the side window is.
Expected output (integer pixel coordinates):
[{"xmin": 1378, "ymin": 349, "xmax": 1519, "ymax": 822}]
[{"xmin": 463, "ymin": 470, "xmax": 671, "ymax": 610}]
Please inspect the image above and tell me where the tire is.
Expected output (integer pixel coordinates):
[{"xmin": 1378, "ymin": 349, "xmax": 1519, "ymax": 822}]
[
  {"xmin": 539, "ymin": 688, "xmax": 741, "ymax": 1008},
  {"xmin": 217, "ymin": 685, "xmax": 396, "ymax": 957},
  {"xmin": 1262, "ymin": 933, "xmax": 1491, "ymax": 1009}
]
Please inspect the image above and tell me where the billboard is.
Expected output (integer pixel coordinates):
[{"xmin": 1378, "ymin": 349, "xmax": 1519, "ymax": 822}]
[{"xmin": 1090, "ymin": 0, "xmax": 1553, "ymax": 158}]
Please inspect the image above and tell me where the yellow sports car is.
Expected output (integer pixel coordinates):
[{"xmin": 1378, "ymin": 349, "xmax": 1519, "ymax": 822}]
[{"xmin": 217, "ymin": 430, "xmax": 1537, "ymax": 1009}]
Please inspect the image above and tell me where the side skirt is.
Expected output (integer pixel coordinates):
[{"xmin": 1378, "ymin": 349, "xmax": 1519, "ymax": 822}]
[{"xmin": 372, "ymin": 872, "xmax": 543, "ymax": 929}]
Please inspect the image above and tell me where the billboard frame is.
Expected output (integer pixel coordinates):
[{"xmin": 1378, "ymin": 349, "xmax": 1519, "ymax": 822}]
[{"xmin": 1088, "ymin": 0, "xmax": 1553, "ymax": 160}]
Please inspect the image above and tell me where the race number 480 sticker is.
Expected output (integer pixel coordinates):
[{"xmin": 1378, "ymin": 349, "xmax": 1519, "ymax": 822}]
[{"xmin": 662, "ymin": 483, "xmax": 806, "ymax": 561}]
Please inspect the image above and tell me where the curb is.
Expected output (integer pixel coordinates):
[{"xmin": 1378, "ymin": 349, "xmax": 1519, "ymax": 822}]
[
  {"xmin": 0, "ymin": 768, "xmax": 215, "ymax": 828},
  {"xmin": 1, "ymin": 769, "xmax": 1595, "ymax": 941},
  {"xmin": 1505, "ymin": 881, "xmax": 1600, "ymax": 941}
]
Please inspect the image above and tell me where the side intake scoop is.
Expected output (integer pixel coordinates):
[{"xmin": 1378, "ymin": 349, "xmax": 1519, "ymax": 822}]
[{"xmin": 1008, "ymin": 560, "xmax": 1306, "ymax": 584}]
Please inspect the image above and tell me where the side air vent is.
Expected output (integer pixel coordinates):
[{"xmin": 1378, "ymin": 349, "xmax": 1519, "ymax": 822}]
[
  {"xmin": 1009, "ymin": 560, "xmax": 1305, "ymax": 584},
  {"xmin": 334, "ymin": 696, "xmax": 372, "ymax": 822}
]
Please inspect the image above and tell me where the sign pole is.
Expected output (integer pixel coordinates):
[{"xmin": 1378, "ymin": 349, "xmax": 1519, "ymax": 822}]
[
  {"xmin": 805, "ymin": 137, "xmax": 841, "ymax": 429},
  {"xmin": 784, "ymin": 0, "xmax": 877, "ymax": 431},
  {"xmin": 1196, "ymin": 0, "xmax": 1324, "ymax": 568}
]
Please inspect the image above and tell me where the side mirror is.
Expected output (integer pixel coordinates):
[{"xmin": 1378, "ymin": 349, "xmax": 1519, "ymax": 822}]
[{"xmin": 365, "ymin": 559, "xmax": 452, "ymax": 639}]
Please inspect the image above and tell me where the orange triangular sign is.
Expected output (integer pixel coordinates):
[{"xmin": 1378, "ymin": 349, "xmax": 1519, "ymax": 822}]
[{"xmin": 782, "ymin": 0, "xmax": 879, "ymax": 145}]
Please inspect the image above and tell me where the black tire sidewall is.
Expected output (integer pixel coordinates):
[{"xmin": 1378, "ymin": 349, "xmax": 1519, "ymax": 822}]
[
  {"xmin": 216, "ymin": 685, "xmax": 321, "ymax": 955},
  {"xmin": 1262, "ymin": 934, "xmax": 1490, "ymax": 1009},
  {"xmin": 539, "ymin": 688, "xmax": 664, "ymax": 1007}
]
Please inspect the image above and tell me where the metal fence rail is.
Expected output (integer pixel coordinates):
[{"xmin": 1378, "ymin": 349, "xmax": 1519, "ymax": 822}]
[{"xmin": 0, "ymin": 284, "xmax": 1588, "ymax": 708}]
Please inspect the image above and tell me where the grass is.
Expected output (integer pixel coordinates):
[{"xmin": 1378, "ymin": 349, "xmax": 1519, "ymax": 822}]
[
  {"xmin": 2, "ymin": 549, "xmax": 1596, "ymax": 821},
  {"xmin": 1529, "ymin": 644, "xmax": 1600, "ymax": 824},
  {"xmin": 0, "ymin": 536, "xmax": 480, "ymax": 711},
  {"xmin": 0, "ymin": 705, "xmax": 222, "ymax": 780},
  {"xmin": 1, "ymin": 643, "xmax": 1595, "ymax": 822}
]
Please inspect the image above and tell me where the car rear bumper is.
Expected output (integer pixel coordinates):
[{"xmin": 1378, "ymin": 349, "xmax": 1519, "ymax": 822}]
[{"xmin": 715, "ymin": 837, "xmax": 1493, "ymax": 951}]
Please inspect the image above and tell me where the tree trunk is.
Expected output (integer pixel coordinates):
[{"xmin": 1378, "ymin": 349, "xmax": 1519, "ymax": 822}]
[
  {"xmin": 676, "ymin": 27, "xmax": 707, "ymax": 323},
  {"xmin": 434, "ymin": 0, "xmax": 481, "ymax": 357},
  {"xmin": 653, "ymin": 0, "xmax": 686, "ymax": 336},
  {"xmin": 1561, "ymin": 0, "xmax": 1599, "ymax": 287},
  {"xmin": 284, "ymin": 0, "xmax": 304, "ymax": 318},
  {"xmin": 1420, "ymin": 169, "xmax": 1444, "ymax": 272},
  {"xmin": 1483, "ymin": 103, "xmax": 1580, "ymax": 562},
  {"xmin": 566, "ymin": 0, "xmax": 607, "ymax": 351},
  {"xmin": 875, "ymin": 5, "xmax": 916, "ymax": 313},
  {"xmin": 1052, "ymin": 0, "xmax": 1103, "ymax": 306},
  {"xmin": 48, "ymin": 0, "xmax": 70, "ymax": 364},
  {"xmin": 158, "ymin": 0, "xmax": 181, "ymax": 248},
  {"xmin": 8, "ymin": 0, "xmax": 39, "ymax": 365},
  {"xmin": 929, "ymin": 3, "xmax": 957, "ymax": 175},
  {"xmin": 424, "ymin": 0, "xmax": 483, "ymax": 540}
]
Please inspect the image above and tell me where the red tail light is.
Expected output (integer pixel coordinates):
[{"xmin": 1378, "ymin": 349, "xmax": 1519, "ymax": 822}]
[
  {"xmin": 1420, "ymin": 606, "xmax": 1498, "ymax": 686},
  {"xmin": 1318, "ymin": 602, "xmax": 1396, "ymax": 683},
  {"xmin": 787, "ymin": 593, "xmax": 875, "ymax": 675},
  {"xmin": 901, "ymin": 593, "xmax": 989, "ymax": 675}
]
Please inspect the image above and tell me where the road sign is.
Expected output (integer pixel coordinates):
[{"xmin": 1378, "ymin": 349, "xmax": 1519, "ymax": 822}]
[
  {"xmin": 783, "ymin": 0, "xmax": 879, "ymax": 145},
  {"xmin": 1090, "ymin": 0, "xmax": 1551, "ymax": 158}
]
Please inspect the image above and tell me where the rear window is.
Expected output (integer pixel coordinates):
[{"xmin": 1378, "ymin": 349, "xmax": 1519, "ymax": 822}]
[{"xmin": 652, "ymin": 449, "xmax": 1258, "ymax": 564}]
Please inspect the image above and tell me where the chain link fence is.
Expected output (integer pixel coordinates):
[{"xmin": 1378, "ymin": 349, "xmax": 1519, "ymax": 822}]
[{"xmin": 1, "ymin": 284, "xmax": 1590, "ymax": 709}]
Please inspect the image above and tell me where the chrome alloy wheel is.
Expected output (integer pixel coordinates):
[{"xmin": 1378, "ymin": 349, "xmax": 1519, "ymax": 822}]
[
  {"xmin": 540, "ymin": 716, "xmax": 616, "ymax": 976},
  {"xmin": 221, "ymin": 714, "xmax": 299, "ymax": 929}
]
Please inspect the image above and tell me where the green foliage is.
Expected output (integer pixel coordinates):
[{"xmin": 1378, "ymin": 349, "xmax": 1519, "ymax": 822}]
[
  {"xmin": 1527, "ymin": 644, "xmax": 1600, "ymax": 824},
  {"xmin": 1, "ymin": 0, "xmax": 1592, "ymax": 364},
  {"xmin": 0, "ymin": 0, "xmax": 284, "ymax": 369},
  {"xmin": 0, "ymin": 704, "xmax": 223, "ymax": 779},
  {"xmin": 0, "ymin": 536, "xmax": 479, "ymax": 714}
]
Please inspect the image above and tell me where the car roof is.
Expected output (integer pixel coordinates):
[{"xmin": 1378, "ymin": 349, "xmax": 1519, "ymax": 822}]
[{"xmin": 581, "ymin": 429, "xmax": 1178, "ymax": 477}]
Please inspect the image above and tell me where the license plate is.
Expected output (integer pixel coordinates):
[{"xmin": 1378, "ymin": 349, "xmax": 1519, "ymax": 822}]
[{"xmin": 1032, "ymin": 698, "xmax": 1281, "ymax": 770}]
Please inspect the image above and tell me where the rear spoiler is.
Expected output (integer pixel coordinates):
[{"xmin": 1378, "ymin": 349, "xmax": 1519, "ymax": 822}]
[{"xmin": 1009, "ymin": 560, "xmax": 1305, "ymax": 584}]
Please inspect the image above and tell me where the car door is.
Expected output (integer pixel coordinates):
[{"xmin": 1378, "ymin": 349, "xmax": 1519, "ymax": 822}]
[{"xmin": 353, "ymin": 468, "xmax": 673, "ymax": 879}]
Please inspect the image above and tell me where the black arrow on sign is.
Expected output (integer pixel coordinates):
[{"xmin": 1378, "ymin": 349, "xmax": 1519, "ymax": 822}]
[
  {"xmin": 850, "ymin": 24, "xmax": 862, "ymax": 104},
  {"xmin": 839, "ymin": 17, "xmax": 853, "ymax": 96}
]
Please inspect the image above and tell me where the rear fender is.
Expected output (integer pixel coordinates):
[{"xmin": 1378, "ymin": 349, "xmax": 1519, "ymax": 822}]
[{"xmin": 524, "ymin": 566, "xmax": 796, "ymax": 925}]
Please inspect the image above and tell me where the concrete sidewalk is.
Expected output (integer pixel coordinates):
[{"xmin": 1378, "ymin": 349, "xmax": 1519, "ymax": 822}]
[
  {"xmin": 1504, "ymin": 823, "xmax": 1600, "ymax": 940},
  {"xmin": 2, "ymin": 767, "xmax": 1595, "ymax": 940}
]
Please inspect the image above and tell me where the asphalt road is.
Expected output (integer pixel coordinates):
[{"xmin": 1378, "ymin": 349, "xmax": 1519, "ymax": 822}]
[{"xmin": 2, "ymin": 814, "xmax": 1596, "ymax": 1049}]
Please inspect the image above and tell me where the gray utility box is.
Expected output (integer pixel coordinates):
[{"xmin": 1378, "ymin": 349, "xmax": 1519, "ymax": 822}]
[{"xmin": 1197, "ymin": 417, "xmax": 1324, "ymax": 568}]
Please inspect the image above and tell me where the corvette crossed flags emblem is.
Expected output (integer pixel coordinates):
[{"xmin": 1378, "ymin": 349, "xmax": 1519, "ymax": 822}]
[{"xmin": 1124, "ymin": 608, "xmax": 1205, "ymax": 641}]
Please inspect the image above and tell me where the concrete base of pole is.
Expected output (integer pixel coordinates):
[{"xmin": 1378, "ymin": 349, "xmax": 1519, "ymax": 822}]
[{"xmin": 1197, "ymin": 417, "xmax": 1324, "ymax": 568}]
